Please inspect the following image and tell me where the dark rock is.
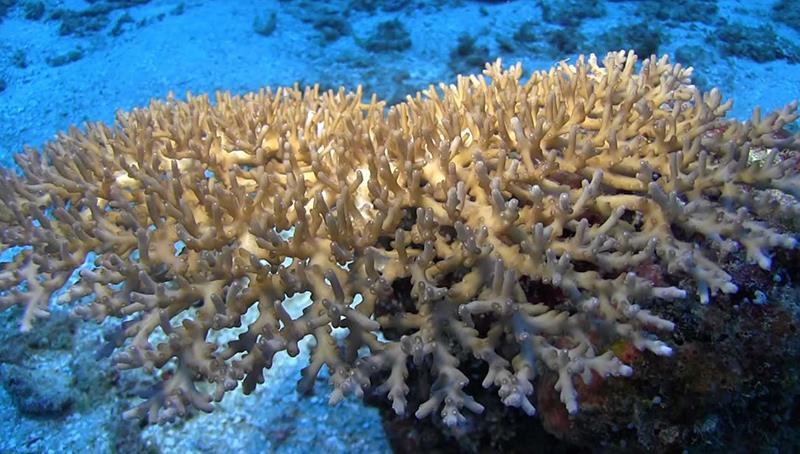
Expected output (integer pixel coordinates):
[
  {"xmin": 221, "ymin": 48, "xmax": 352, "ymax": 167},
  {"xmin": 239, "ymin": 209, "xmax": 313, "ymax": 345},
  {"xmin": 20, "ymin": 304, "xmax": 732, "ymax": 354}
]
[
  {"xmin": 0, "ymin": 363, "xmax": 74, "ymax": 417},
  {"xmin": 314, "ymin": 15, "xmax": 351, "ymax": 43},
  {"xmin": 635, "ymin": 0, "xmax": 718, "ymax": 23},
  {"xmin": 0, "ymin": 0, "xmax": 16, "ymax": 23},
  {"xmin": 540, "ymin": 0, "xmax": 605, "ymax": 27},
  {"xmin": 360, "ymin": 19, "xmax": 411, "ymax": 53},
  {"xmin": 348, "ymin": 0, "xmax": 407, "ymax": 13},
  {"xmin": 594, "ymin": 22, "xmax": 662, "ymax": 58},
  {"xmin": 449, "ymin": 34, "xmax": 490, "ymax": 75},
  {"xmin": 714, "ymin": 21, "xmax": 800, "ymax": 63},
  {"xmin": 774, "ymin": 0, "xmax": 800, "ymax": 32},
  {"xmin": 11, "ymin": 49, "xmax": 27, "ymax": 68},
  {"xmin": 46, "ymin": 48, "xmax": 85, "ymax": 67},
  {"xmin": 253, "ymin": 11, "xmax": 277, "ymax": 37},
  {"xmin": 0, "ymin": 310, "xmax": 78, "ymax": 364},
  {"xmin": 23, "ymin": 0, "xmax": 44, "ymax": 20},
  {"xmin": 110, "ymin": 12, "xmax": 134, "ymax": 36}
]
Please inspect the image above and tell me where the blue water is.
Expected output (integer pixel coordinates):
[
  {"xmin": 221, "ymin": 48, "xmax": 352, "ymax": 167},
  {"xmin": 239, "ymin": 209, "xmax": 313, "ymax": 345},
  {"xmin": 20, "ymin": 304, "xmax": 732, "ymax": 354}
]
[{"xmin": 0, "ymin": 1, "xmax": 798, "ymax": 453}]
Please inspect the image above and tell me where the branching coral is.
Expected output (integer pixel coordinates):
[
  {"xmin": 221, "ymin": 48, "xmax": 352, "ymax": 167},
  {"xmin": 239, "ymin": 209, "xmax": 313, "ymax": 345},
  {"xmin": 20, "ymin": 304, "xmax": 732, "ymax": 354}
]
[{"xmin": 0, "ymin": 51, "xmax": 798, "ymax": 426}]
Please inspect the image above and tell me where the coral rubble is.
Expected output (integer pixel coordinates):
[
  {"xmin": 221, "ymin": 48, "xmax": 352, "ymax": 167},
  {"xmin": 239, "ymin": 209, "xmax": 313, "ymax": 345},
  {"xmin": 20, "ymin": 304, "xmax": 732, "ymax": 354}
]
[{"xmin": 0, "ymin": 51, "xmax": 798, "ymax": 429}]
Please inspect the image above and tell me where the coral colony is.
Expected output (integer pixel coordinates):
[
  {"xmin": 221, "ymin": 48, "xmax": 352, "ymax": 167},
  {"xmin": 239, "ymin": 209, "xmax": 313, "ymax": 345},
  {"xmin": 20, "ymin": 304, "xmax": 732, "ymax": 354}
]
[{"xmin": 0, "ymin": 51, "xmax": 798, "ymax": 426}]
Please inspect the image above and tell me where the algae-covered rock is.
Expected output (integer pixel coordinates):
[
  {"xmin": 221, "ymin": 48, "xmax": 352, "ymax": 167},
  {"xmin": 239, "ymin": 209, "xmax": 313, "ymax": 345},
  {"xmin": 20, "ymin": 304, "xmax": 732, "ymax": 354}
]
[
  {"xmin": 714, "ymin": 22, "xmax": 800, "ymax": 63},
  {"xmin": 360, "ymin": 19, "xmax": 412, "ymax": 53},
  {"xmin": 1, "ymin": 363, "xmax": 75, "ymax": 417}
]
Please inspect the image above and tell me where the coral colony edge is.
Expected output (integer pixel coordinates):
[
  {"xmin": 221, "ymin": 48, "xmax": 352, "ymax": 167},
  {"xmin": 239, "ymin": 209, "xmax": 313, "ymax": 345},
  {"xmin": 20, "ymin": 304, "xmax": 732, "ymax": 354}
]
[{"xmin": 0, "ymin": 51, "xmax": 798, "ymax": 429}]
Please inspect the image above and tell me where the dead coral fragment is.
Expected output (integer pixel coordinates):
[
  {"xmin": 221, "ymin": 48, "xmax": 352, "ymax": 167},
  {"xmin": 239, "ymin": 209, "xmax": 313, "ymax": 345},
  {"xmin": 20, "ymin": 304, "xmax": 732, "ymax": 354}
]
[{"xmin": 0, "ymin": 51, "xmax": 798, "ymax": 426}]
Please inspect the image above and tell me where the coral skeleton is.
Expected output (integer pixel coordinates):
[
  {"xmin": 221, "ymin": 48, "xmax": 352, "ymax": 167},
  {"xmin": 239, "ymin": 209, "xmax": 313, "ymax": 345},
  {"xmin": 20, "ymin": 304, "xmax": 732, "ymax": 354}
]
[{"xmin": 0, "ymin": 51, "xmax": 798, "ymax": 425}]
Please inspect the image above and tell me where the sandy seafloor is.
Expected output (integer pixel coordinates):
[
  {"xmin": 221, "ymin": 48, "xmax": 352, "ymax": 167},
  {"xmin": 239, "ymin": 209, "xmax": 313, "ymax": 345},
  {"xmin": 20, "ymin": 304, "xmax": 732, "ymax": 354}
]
[{"xmin": 0, "ymin": 0, "xmax": 798, "ymax": 453}]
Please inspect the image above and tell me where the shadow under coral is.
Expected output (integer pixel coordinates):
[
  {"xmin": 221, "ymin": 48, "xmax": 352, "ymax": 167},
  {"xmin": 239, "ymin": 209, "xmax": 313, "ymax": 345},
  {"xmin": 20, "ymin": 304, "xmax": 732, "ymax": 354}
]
[{"xmin": 365, "ymin": 250, "xmax": 800, "ymax": 453}]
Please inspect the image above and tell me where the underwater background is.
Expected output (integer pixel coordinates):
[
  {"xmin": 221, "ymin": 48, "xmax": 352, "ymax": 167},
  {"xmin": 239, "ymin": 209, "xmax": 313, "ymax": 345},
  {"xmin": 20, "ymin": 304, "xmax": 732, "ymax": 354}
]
[{"xmin": 0, "ymin": 0, "xmax": 798, "ymax": 453}]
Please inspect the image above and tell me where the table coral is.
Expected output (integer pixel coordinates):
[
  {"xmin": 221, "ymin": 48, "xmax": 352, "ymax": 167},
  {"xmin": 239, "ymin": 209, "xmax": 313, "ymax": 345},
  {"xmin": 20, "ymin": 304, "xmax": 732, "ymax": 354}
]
[{"xmin": 0, "ymin": 51, "xmax": 798, "ymax": 426}]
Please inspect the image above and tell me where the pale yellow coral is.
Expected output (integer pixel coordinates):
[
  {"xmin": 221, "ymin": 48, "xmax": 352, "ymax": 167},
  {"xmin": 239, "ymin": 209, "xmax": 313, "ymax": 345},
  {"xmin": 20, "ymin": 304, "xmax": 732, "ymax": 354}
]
[{"xmin": 0, "ymin": 51, "xmax": 798, "ymax": 425}]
